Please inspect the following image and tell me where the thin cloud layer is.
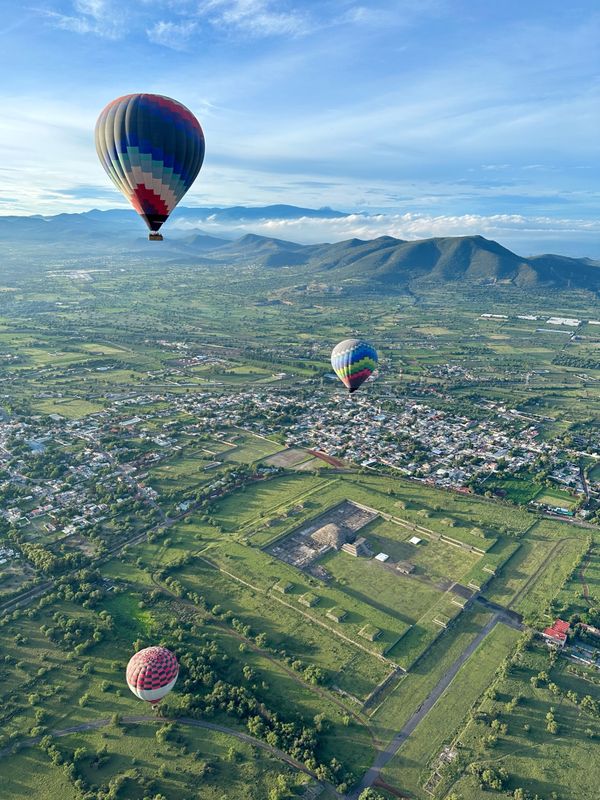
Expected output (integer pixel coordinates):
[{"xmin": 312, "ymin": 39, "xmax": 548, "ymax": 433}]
[
  {"xmin": 199, "ymin": 0, "xmax": 310, "ymax": 37},
  {"xmin": 45, "ymin": 0, "xmax": 125, "ymax": 39},
  {"xmin": 3, "ymin": 2, "xmax": 599, "ymax": 257},
  {"xmin": 168, "ymin": 209, "xmax": 600, "ymax": 257}
]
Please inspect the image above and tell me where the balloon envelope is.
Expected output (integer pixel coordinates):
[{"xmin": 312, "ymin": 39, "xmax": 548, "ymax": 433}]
[
  {"xmin": 126, "ymin": 646, "xmax": 179, "ymax": 704},
  {"xmin": 331, "ymin": 339, "xmax": 378, "ymax": 393},
  {"xmin": 95, "ymin": 94, "xmax": 205, "ymax": 233}
]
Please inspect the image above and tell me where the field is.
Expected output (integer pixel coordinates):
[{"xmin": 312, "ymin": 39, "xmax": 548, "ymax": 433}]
[
  {"xmin": 1, "ymin": 722, "xmax": 317, "ymax": 800},
  {"xmin": 382, "ymin": 623, "xmax": 521, "ymax": 798},
  {"xmin": 363, "ymin": 518, "xmax": 482, "ymax": 583},
  {"xmin": 264, "ymin": 447, "xmax": 316, "ymax": 469},
  {"xmin": 221, "ymin": 430, "xmax": 284, "ymax": 462},
  {"xmin": 172, "ymin": 553, "xmax": 393, "ymax": 697},
  {"xmin": 2, "ymin": 255, "xmax": 600, "ymax": 799},
  {"xmin": 446, "ymin": 643, "xmax": 600, "ymax": 800},
  {"xmin": 533, "ymin": 485, "xmax": 578, "ymax": 509},
  {"xmin": 370, "ymin": 604, "xmax": 495, "ymax": 740}
]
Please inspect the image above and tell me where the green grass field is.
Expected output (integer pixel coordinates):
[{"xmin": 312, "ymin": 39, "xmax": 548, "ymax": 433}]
[
  {"xmin": 447, "ymin": 644, "xmax": 600, "ymax": 800},
  {"xmin": 0, "ymin": 722, "xmax": 315, "ymax": 800},
  {"xmin": 221, "ymin": 431, "xmax": 284, "ymax": 463},
  {"xmin": 371, "ymin": 604, "xmax": 494, "ymax": 741},
  {"xmin": 533, "ymin": 485, "xmax": 578, "ymax": 509},
  {"xmin": 33, "ymin": 398, "xmax": 105, "ymax": 418},
  {"xmin": 172, "ymin": 556, "xmax": 391, "ymax": 699},
  {"xmin": 382, "ymin": 623, "xmax": 521, "ymax": 798},
  {"xmin": 364, "ymin": 518, "xmax": 482, "ymax": 583}
]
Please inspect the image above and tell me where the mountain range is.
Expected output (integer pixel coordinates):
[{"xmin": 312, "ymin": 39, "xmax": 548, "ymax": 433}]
[{"xmin": 2, "ymin": 206, "xmax": 599, "ymax": 292}]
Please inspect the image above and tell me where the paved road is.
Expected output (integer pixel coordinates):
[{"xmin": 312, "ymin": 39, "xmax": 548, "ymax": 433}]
[
  {"xmin": 347, "ymin": 612, "xmax": 508, "ymax": 800},
  {"xmin": 476, "ymin": 596, "xmax": 524, "ymax": 627}
]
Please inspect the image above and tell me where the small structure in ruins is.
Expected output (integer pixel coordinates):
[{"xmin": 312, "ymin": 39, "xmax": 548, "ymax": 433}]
[
  {"xmin": 396, "ymin": 560, "xmax": 415, "ymax": 574},
  {"xmin": 341, "ymin": 536, "xmax": 372, "ymax": 557}
]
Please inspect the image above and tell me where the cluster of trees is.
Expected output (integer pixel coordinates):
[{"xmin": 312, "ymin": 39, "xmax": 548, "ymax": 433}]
[
  {"xmin": 160, "ymin": 581, "xmax": 327, "ymax": 688},
  {"xmin": 553, "ymin": 354, "xmax": 600, "ymax": 371},
  {"xmin": 39, "ymin": 603, "xmax": 114, "ymax": 655},
  {"xmin": 512, "ymin": 788, "xmax": 560, "ymax": 800},
  {"xmin": 38, "ymin": 734, "xmax": 166, "ymax": 800},
  {"xmin": 153, "ymin": 629, "xmax": 351, "ymax": 790},
  {"xmin": 54, "ymin": 570, "xmax": 109, "ymax": 608},
  {"xmin": 466, "ymin": 762, "xmax": 508, "ymax": 791},
  {"xmin": 3, "ymin": 521, "xmax": 86, "ymax": 576}
]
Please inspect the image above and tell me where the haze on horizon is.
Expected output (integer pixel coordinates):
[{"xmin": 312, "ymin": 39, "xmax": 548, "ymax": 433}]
[{"xmin": 0, "ymin": 0, "xmax": 599, "ymax": 256}]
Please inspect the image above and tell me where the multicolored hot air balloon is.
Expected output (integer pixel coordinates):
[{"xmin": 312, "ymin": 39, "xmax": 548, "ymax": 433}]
[
  {"xmin": 126, "ymin": 646, "xmax": 179, "ymax": 704},
  {"xmin": 331, "ymin": 338, "xmax": 378, "ymax": 394},
  {"xmin": 95, "ymin": 94, "xmax": 205, "ymax": 240}
]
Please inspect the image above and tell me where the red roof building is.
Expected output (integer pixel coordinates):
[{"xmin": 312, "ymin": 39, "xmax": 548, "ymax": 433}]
[{"xmin": 541, "ymin": 619, "xmax": 571, "ymax": 648}]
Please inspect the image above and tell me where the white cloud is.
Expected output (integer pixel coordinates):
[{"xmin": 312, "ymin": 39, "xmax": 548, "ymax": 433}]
[
  {"xmin": 199, "ymin": 0, "xmax": 310, "ymax": 37},
  {"xmin": 167, "ymin": 208, "xmax": 600, "ymax": 255},
  {"xmin": 147, "ymin": 19, "xmax": 198, "ymax": 49},
  {"xmin": 45, "ymin": 0, "xmax": 124, "ymax": 39}
]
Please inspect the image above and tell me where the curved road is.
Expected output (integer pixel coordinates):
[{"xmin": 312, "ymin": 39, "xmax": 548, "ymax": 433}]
[{"xmin": 0, "ymin": 714, "xmax": 332, "ymax": 793}]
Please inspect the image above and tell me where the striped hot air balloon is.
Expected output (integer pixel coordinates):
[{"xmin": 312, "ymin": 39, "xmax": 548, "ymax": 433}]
[
  {"xmin": 126, "ymin": 646, "xmax": 179, "ymax": 704},
  {"xmin": 95, "ymin": 94, "xmax": 205, "ymax": 240},
  {"xmin": 331, "ymin": 338, "xmax": 378, "ymax": 394}
]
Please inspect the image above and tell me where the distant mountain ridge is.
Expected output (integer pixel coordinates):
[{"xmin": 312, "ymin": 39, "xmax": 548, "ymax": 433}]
[
  {"xmin": 1, "ymin": 206, "xmax": 599, "ymax": 291},
  {"xmin": 195, "ymin": 231, "xmax": 600, "ymax": 290}
]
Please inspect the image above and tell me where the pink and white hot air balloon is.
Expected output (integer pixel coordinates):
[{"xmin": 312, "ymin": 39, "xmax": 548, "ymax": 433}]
[{"xmin": 126, "ymin": 646, "xmax": 179, "ymax": 705}]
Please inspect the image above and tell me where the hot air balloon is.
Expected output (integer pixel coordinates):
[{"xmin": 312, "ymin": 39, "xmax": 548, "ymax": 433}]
[
  {"xmin": 331, "ymin": 339, "xmax": 378, "ymax": 394},
  {"xmin": 126, "ymin": 646, "xmax": 179, "ymax": 705},
  {"xmin": 95, "ymin": 94, "xmax": 205, "ymax": 240}
]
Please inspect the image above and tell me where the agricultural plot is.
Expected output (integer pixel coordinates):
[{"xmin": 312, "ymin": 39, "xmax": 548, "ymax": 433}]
[
  {"xmin": 33, "ymin": 398, "xmax": 105, "ymax": 418},
  {"xmin": 513, "ymin": 535, "xmax": 590, "ymax": 624},
  {"xmin": 263, "ymin": 447, "xmax": 315, "ymax": 469},
  {"xmin": 483, "ymin": 473, "xmax": 540, "ymax": 504},
  {"xmin": 220, "ymin": 430, "xmax": 284, "ymax": 463},
  {"xmin": 484, "ymin": 519, "xmax": 591, "ymax": 621},
  {"xmin": 0, "ymin": 558, "xmax": 35, "ymax": 599},
  {"xmin": 146, "ymin": 451, "xmax": 219, "ymax": 492},
  {"xmin": 555, "ymin": 544, "xmax": 600, "ymax": 618},
  {"xmin": 533, "ymin": 485, "xmax": 578, "ymax": 510}
]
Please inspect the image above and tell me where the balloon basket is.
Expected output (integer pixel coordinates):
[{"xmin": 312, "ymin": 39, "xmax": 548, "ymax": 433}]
[{"xmin": 149, "ymin": 233, "xmax": 163, "ymax": 241}]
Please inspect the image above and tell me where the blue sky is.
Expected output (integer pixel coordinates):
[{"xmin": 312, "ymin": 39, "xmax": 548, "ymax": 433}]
[{"xmin": 1, "ymin": 0, "xmax": 599, "ymax": 254}]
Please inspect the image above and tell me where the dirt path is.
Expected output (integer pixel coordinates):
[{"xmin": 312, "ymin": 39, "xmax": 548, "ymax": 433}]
[
  {"xmin": 509, "ymin": 533, "xmax": 579, "ymax": 610},
  {"xmin": 152, "ymin": 572, "xmax": 377, "ymax": 740},
  {"xmin": 579, "ymin": 548, "xmax": 593, "ymax": 602},
  {"xmin": 0, "ymin": 714, "xmax": 332, "ymax": 792}
]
